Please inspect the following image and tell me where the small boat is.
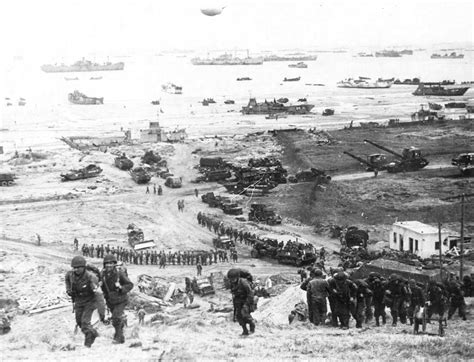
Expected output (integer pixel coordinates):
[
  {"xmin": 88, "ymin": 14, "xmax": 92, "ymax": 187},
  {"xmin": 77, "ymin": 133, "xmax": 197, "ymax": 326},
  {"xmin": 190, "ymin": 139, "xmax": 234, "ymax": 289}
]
[
  {"xmin": 65, "ymin": 77, "xmax": 79, "ymax": 81},
  {"xmin": 151, "ymin": 100, "xmax": 160, "ymax": 105},
  {"xmin": 297, "ymin": 98, "xmax": 307, "ymax": 102},
  {"xmin": 201, "ymin": 98, "xmax": 216, "ymax": 106},
  {"xmin": 90, "ymin": 76, "xmax": 103, "ymax": 80},
  {"xmin": 337, "ymin": 77, "xmax": 393, "ymax": 89},
  {"xmin": 322, "ymin": 108, "xmax": 335, "ymax": 116},
  {"xmin": 237, "ymin": 77, "xmax": 252, "ymax": 81},
  {"xmin": 393, "ymin": 78, "xmax": 421, "ymax": 85},
  {"xmin": 162, "ymin": 83, "xmax": 183, "ymax": 94},
  {"xmin": 265, "ymin": 113, "xmax": 287, "ymax": 119},
  {"xmin": 428, "ymin": 102, "xmax": 443, "ymax": 111},
  {"xmin": 68, "ymin": 90, "xmax": 103, "ymax": 105},
  {"xmin": 277, "ymin": 98, "xmax": 289, "ymax": 103},
  {"xmin": 412, "ymin": 83, "xmax": 469, "ymax": 96},
  {"xmin": 224, "ymin": 100, "xmax": 235, "ymax": 104},
  {"xmin": 431, "ymin": 52, "xmax": 464, "ymax": 59},
  {"xmin": 288, "ymin": 62, "xmax": 308, "ymax": 68},
  {"xmin": 444, "ymin": 102, "xmax": 466, "ymax": 109},
  {"xmin": 283, "ymin": 77, "xmax": 301, "ymax": 82}
]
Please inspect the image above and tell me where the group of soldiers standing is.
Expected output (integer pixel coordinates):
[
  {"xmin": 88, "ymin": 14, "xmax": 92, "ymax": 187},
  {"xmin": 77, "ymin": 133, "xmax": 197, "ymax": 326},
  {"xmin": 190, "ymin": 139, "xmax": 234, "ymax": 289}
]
[
  {"xmin": 79, "ymin": 241, "xmax": 234, "ymax": 267},
  {"xmin": 300, "ymin": 267, "xmax": 471, "ymax": 335}
]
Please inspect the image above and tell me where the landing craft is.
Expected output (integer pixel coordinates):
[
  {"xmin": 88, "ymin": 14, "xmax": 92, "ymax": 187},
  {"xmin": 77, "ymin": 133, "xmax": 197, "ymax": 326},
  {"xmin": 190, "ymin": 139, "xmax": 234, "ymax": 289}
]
[{"xmin": 200, "ymin": 7, "xmax": 225, "ymax": 16}]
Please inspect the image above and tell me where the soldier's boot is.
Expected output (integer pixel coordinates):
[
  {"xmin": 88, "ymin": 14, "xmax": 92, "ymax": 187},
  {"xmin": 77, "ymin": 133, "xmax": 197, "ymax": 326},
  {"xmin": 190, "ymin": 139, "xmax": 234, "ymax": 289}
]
[
  {"xmin": 382, "ymin": 315, "xmax": 386, "ymax": 325},
  {"xmin": 241, "ymin": 325, "xmax": 249, "ymax": 336},
  {"xmin": 249, "ymin": 321, "xmax": 255, "ymax": 334},
  {"xmin": 413, "ymin": 319, "xmax": 420, "ymax": 334},
  {"xmin": 409, "ymin": 318, "xmax": 414, "ymax": 325},
  {"xmin": 375, "ymin": 317, "xmax": 380, "ymax": 327},
  {"xmin": 84, "ymin": 330, "xmax": 98, "ymax": 348},
  {"xmin": 392, "ymin": 315, "xmax": 398, "ymax": 326},
  {"xmin": 113, "ymin": 325, "xmax": 125, "ymax": 344},
  {"xmin": 438, "ymin": 321, "xmax": 445, "ymax": 337}
]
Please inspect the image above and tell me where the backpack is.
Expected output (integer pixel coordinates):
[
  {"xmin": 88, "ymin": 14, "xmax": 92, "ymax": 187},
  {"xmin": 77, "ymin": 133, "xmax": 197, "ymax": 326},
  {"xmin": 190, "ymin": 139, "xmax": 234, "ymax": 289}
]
[{"xmin": 86, "ymin": 264, "xmax": 101, "ymax": 280}]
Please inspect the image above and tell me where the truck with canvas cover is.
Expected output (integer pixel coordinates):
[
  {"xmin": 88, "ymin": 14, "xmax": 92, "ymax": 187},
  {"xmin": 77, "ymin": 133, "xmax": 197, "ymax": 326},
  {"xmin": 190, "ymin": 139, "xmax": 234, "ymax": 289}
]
[
  {"xmin": 276, "ymin": 242, "xmax": 317, "ymax": 266},
  {"xmin": 199, "ymin": 157, "xmax": 226, "ymax": 169},
  {"xmin": 201, "ymin": 192, "xmax": 224, "ymax": 208},
  {"xmin": 344, "ymin": 226, "xmax": 369, "ymax": 248},
  {"xmin": 165, "ymin": 176, "xmax": 182, "ymax": 188},
  {"xmin": 220, "ymin": 202, "xmax": 243, "ymax": 215},
  {"xmin": 248, "ymin": 203, "xmax": 282, "ymax": 225},
  {"xmin": 213, "ymin": 236, "xmax": 235, "ymax": 249}
]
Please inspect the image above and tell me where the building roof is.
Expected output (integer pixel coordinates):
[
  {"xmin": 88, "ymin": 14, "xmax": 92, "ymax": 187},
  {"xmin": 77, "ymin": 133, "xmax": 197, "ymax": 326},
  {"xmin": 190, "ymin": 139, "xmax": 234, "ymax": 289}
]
[{"xmin": 393, "ymin": 221, "xmax": 453, "ymax": 235}]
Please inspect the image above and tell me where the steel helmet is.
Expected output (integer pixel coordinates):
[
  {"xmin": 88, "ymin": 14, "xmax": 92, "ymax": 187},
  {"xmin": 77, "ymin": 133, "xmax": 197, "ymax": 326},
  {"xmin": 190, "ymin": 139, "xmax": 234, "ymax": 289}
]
[
  {"xmin": 334, "ymin": 271, "xmax": 346, "ymax": 281},
  {"xmin": 103, "ymin": 254, "xmax": 117, "ymax": 265},
  {"xmin": 227, "ymin": 268, "xmax": 241, "ymax": 279},
  {"xmin": 71, "ymin": 256, "xmax": 86, "ymax": 268},
  {"xmin": 313, "ymin": 269, "xmax": 323, "ymax": 277}
]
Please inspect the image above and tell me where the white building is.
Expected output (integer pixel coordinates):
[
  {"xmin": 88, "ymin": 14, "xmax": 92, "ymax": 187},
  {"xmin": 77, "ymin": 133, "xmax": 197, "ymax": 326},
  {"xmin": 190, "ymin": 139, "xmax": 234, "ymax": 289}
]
[{"xmin": 390, "ymin": 221, "xmax": 459, "ymax": 259}]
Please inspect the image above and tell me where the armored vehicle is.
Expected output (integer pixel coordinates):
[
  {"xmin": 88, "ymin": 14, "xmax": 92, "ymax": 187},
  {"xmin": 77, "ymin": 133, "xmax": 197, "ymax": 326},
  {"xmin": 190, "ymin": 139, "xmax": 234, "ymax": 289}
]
[
  {"xmin": 276, "ymin": 248, "xmax": 317, "ymax": 267},
  {"xmin": 191, "ymin": 277, "xmax": 216, "ymax": 297},
  {"xmin": 129, "ymin": 167, "xmax": 151, "ymax": 184},
  {"xmin": 363, "ymin": 139, "xmax": 429, "ymax": 173},
  {"xmin": 289, "ymin": 168, "xmax": 331, "ymax": 183},
  {"xmin": 221, "ymin": 202, "xmax": 243, "ymax": 215},
  {"xmin": 250, "ymin": 239, "xmax": 279, "ymax": 259},
  {"xmin": 201, "ymin": 192, "xmax": 224, "ymax": 208},
  {"xmin": 0, "ymin": 173, "xmax": 15, "ymax": 186},
  {"xmin": 343, "ymin": 151, "xmax": 389, "ymax": 171},
  {"xmin": 114, "ymin": 154, "xmax": 134, "ymax": 170},
  {"xmin": 61, "ymin": 164, "xmax": 102, "ymax": 181},
  {"xmin": 213, "ymin": 236, "xmax": 235, "ymax": 249}
]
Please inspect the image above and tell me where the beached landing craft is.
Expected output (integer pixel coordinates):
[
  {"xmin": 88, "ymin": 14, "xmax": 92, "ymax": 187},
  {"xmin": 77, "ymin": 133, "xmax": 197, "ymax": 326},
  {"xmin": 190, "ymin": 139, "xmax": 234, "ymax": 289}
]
[
  {"xmin": 337, "ymin": 77, "xmax": 393, "ymax": 89},
  {"xmin": 241, "ymin": 98, "xmax": 314, "ymax": 115},
  {"xmin": 412, "ymin": 82, "xmax": 470, "ymax": 96}
]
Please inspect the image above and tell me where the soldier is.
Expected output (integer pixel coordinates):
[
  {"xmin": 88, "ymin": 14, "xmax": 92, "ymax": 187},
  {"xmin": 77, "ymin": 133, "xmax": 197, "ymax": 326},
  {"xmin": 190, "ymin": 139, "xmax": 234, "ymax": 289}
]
[
  {"xmin": 368, "ymin": 273, "xmax": 387, "ymax": 326},
  {"xmin": 426, "ymin": 279, "xmax": 447, "ymax": 336},
  {"xmin": 407, "ymin": 279, "xmax": 425, "ymax": 326},
  {"xmin": 196, "ymin": 262, "xmax": 202, "ymax": 276},
  {"xmin": 137, "ymin": 308, "xmax": 146, "ymax": 326},
  {"xmin": 73, "ymin": 238, "xmax": 79, "ymax": 251},
  {"xmin": 65, "ymin": 256, "xmax": 106, "ymax": 348},
  {"xmin": 158, "ymin": 185, "xmax": 163, "ymax": 195},
  {"xmin": 330, "ymin": 271, "xmax": 355, "ymax": 329},
  {"xmin": 352, "ymin": 279, "xmax": 372, "ymax": 328},
  {"xmin": 385, "ymin": 273, "xmax": 407, "ymax": 326},
  {"xmin": 194, "ymin": 188, "xmax": 199, "ymax": 197},
  {"xmin": 447, "ymin": 279, "xmax": 467, "ymax": 321},
  {"xmin": 101, "ymin": 254, "xmax": 134, "ymax": 344},
  {"xmin": 227, "ymin": 268, "xmax": 256, "ymax": 336},
  {"xmin": 307, "ymin": 269, "xmax": 330, "ymax": 325}
]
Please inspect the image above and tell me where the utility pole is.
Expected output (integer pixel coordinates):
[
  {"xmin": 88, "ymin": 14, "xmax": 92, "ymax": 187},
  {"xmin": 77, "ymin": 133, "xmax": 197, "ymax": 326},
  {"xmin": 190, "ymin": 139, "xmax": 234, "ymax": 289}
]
[
  {"xmin": 460, "ymin": 194, "xmax": 465, "ymax": 279},
  {"xmin": 438, "ymin": 222, "xmax": 443, "ymax": 280},
  {"xmin": 441, "ymin": 192, "xmax": 473, "ymax": 279}
]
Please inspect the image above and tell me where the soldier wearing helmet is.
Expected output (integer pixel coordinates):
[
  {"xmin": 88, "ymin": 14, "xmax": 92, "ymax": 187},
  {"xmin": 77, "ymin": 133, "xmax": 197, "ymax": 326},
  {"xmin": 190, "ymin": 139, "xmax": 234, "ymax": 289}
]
[
  {"xmin": 306, "ymin": 269, "xmax": 330, "ymax": 325},
  {"xmin": 101, "ymin": 254, "xmax": 134, "ymax": 344},
  {"xmin": 329, "ymin": 271, "xmax": 356, "ymax": 329},
  {"xmin": 227, "ymin": 268, "xmax": 256, "ymax": 336},
  {"xmin": 65, "ymin": 256, "xmax": 105, "ymax": 348}
]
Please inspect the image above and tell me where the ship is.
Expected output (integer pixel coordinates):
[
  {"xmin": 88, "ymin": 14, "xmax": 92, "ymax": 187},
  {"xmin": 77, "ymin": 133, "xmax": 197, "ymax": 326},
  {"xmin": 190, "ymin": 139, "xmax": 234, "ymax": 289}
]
[
  {"xmin": 337, "ymin": 77, "xmax": 393, "ymax": 89},
  {"xmin": 283, "ymin": 76, "xmax": 301, "ymax": 82},
  {"xmin": 412, "ymin": 83, "xmax": 470, "ymax": 96},
  {"xmin": 375, "ymin": 50, "xmax": 402, "ymax": 57},
  {"xmin": 288, "ymin": 62, "xmax": 308, "ymax": 68},
  {"xmin": 191, "ymin": 53, "xmax": 263, "ymax": 65},
  {"xmin": 430, "ymin": 52, "xmax": 464, "ymax": 59},
  {"xmin": 263, "ymin": 54, "xmax": 318, "ymax": 61},
  {"xmin": 68, "ymin": 90, "xmax": 103, "ymax": 105},
  {"xmin": 41, "ymin": 58, "xmax": 124, "ymax": 73},
  {"xmin": 241, "ymin": 98, "xmax": 314, "ymax": 115},
  {"xmin": 161, "ymin": 83, "xmax": 183, "ymax": 94}
]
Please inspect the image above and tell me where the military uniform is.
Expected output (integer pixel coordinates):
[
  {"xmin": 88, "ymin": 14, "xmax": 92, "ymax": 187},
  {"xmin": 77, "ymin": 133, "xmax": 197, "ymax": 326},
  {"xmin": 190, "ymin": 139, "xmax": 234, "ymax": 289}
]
[
  {"xmin": 228, "ymin": 269, "xmax": 256, "ymax": 336},
  {"xmin": 306, "ymin": 271, "xmax": 329, "ymax": 325},
  {"xmin": 101, "ymin": 255, "xmax": 134, "ymax": 344}
]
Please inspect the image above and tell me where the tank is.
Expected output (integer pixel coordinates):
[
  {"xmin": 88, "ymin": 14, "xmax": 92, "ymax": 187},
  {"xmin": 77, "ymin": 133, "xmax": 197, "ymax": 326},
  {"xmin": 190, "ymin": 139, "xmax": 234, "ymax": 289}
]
[
  {"xmin": 60, "ymin": 164, "xmax": 102, "ymax": 181},
  {"xmin": 129, "ymin": 167, "xmax": 151, "ymax": 184},
  {"xmin": 250, "ymin": 239, "xmax": 279, "ymax": 259},
  {"xmin": 451, "ymin": 153, "xmax": 474, "ymax": 176},
  {"xmin": 0, "ymin": 173, "xmax": 15, "ymax": 186},
  {"xmin": 114, "ymin": 154, "xmax": 134, "ymax": 170},
  {"xmin": 363, "ymin": 139, "xmax": 429, "ymax": 173}
]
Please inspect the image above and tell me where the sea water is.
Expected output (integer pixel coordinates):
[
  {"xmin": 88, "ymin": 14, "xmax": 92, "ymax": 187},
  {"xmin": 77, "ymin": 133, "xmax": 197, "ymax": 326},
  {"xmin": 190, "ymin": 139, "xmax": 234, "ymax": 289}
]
[{"xmin": 1, "ymin": 50, "xmax": 472, "ymax": 153}]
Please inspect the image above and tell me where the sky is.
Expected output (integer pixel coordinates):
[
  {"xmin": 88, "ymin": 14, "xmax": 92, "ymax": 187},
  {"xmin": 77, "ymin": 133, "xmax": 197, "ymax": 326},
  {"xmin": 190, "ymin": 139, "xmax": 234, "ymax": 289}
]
[{"xmin": 1, "ymin": 0, "xmax": 473, "ymax": 58}]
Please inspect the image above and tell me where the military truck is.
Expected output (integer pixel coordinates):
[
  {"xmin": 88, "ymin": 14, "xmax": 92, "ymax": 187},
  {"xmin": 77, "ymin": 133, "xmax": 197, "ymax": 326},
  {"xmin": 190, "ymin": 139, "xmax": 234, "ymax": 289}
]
[
  {"xmin": 165, "ymin": 176, "xmax": 182, "ymax": 188},
  {"xmin": 0, "ymin": 173, "xmax": 15, "ymax": 186},
  {"xmin": 201, "ymin": 192, "xmax": 224, "ymax": 208},
  {"xmin": 213, "ymin": 236, "xmax": 235, "ymax": 249},
  {"xmin": 452, "ymin": 152, "xmax": 474, "ymax": 176},
  {"xmin": 248, "ymin": 203, "xmax": 282, "ymax": 225},
  {"xmin": 344, "ymin": 226, "xmax": 369, "ymax": 248},
  {"xmin": 276, "ymin": 248, "xmax": 317, "ymax": 267},
  {"xmin": 114, "ymin": 154, "xmax": 134, "ymax": 170},
  {"xmin": 191, "ymin": 276, "xmax": 216, "ymax": 296},
  {"xmin": 221, "ymin": 202, "xmax": 243, "ymax": 215}
]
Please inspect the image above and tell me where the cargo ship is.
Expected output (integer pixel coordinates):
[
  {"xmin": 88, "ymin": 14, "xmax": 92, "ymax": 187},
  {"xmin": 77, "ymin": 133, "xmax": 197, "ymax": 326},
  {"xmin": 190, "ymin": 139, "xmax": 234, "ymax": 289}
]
[
  {"xmin": 412, "ymin": 83, "xmax": 470, "ymax": 96},
  {"xmin": 241, "ymin": 98, "xmax": 314, "ymax": 115},
  {"xmin": 41, "ymin": 58, "xmax": 124, "ymax": 72},
  {"xmin": 263, "ymin": 54, "xmax": 318, "ymax": 61},
  {"xmin": 191, "ymin": 53, "xmax": 263, "ymax": 65}
]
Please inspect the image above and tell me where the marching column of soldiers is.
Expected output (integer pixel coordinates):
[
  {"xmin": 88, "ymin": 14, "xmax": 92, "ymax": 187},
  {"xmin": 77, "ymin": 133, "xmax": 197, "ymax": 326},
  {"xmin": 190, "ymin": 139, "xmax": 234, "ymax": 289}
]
[
  {"xmin": 80, "ymin": 242, "xmax": 232, "ymax": 267},
  {"xmin": 300, "ymin": 267, "xmax": 470, "ymax": 334}
]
